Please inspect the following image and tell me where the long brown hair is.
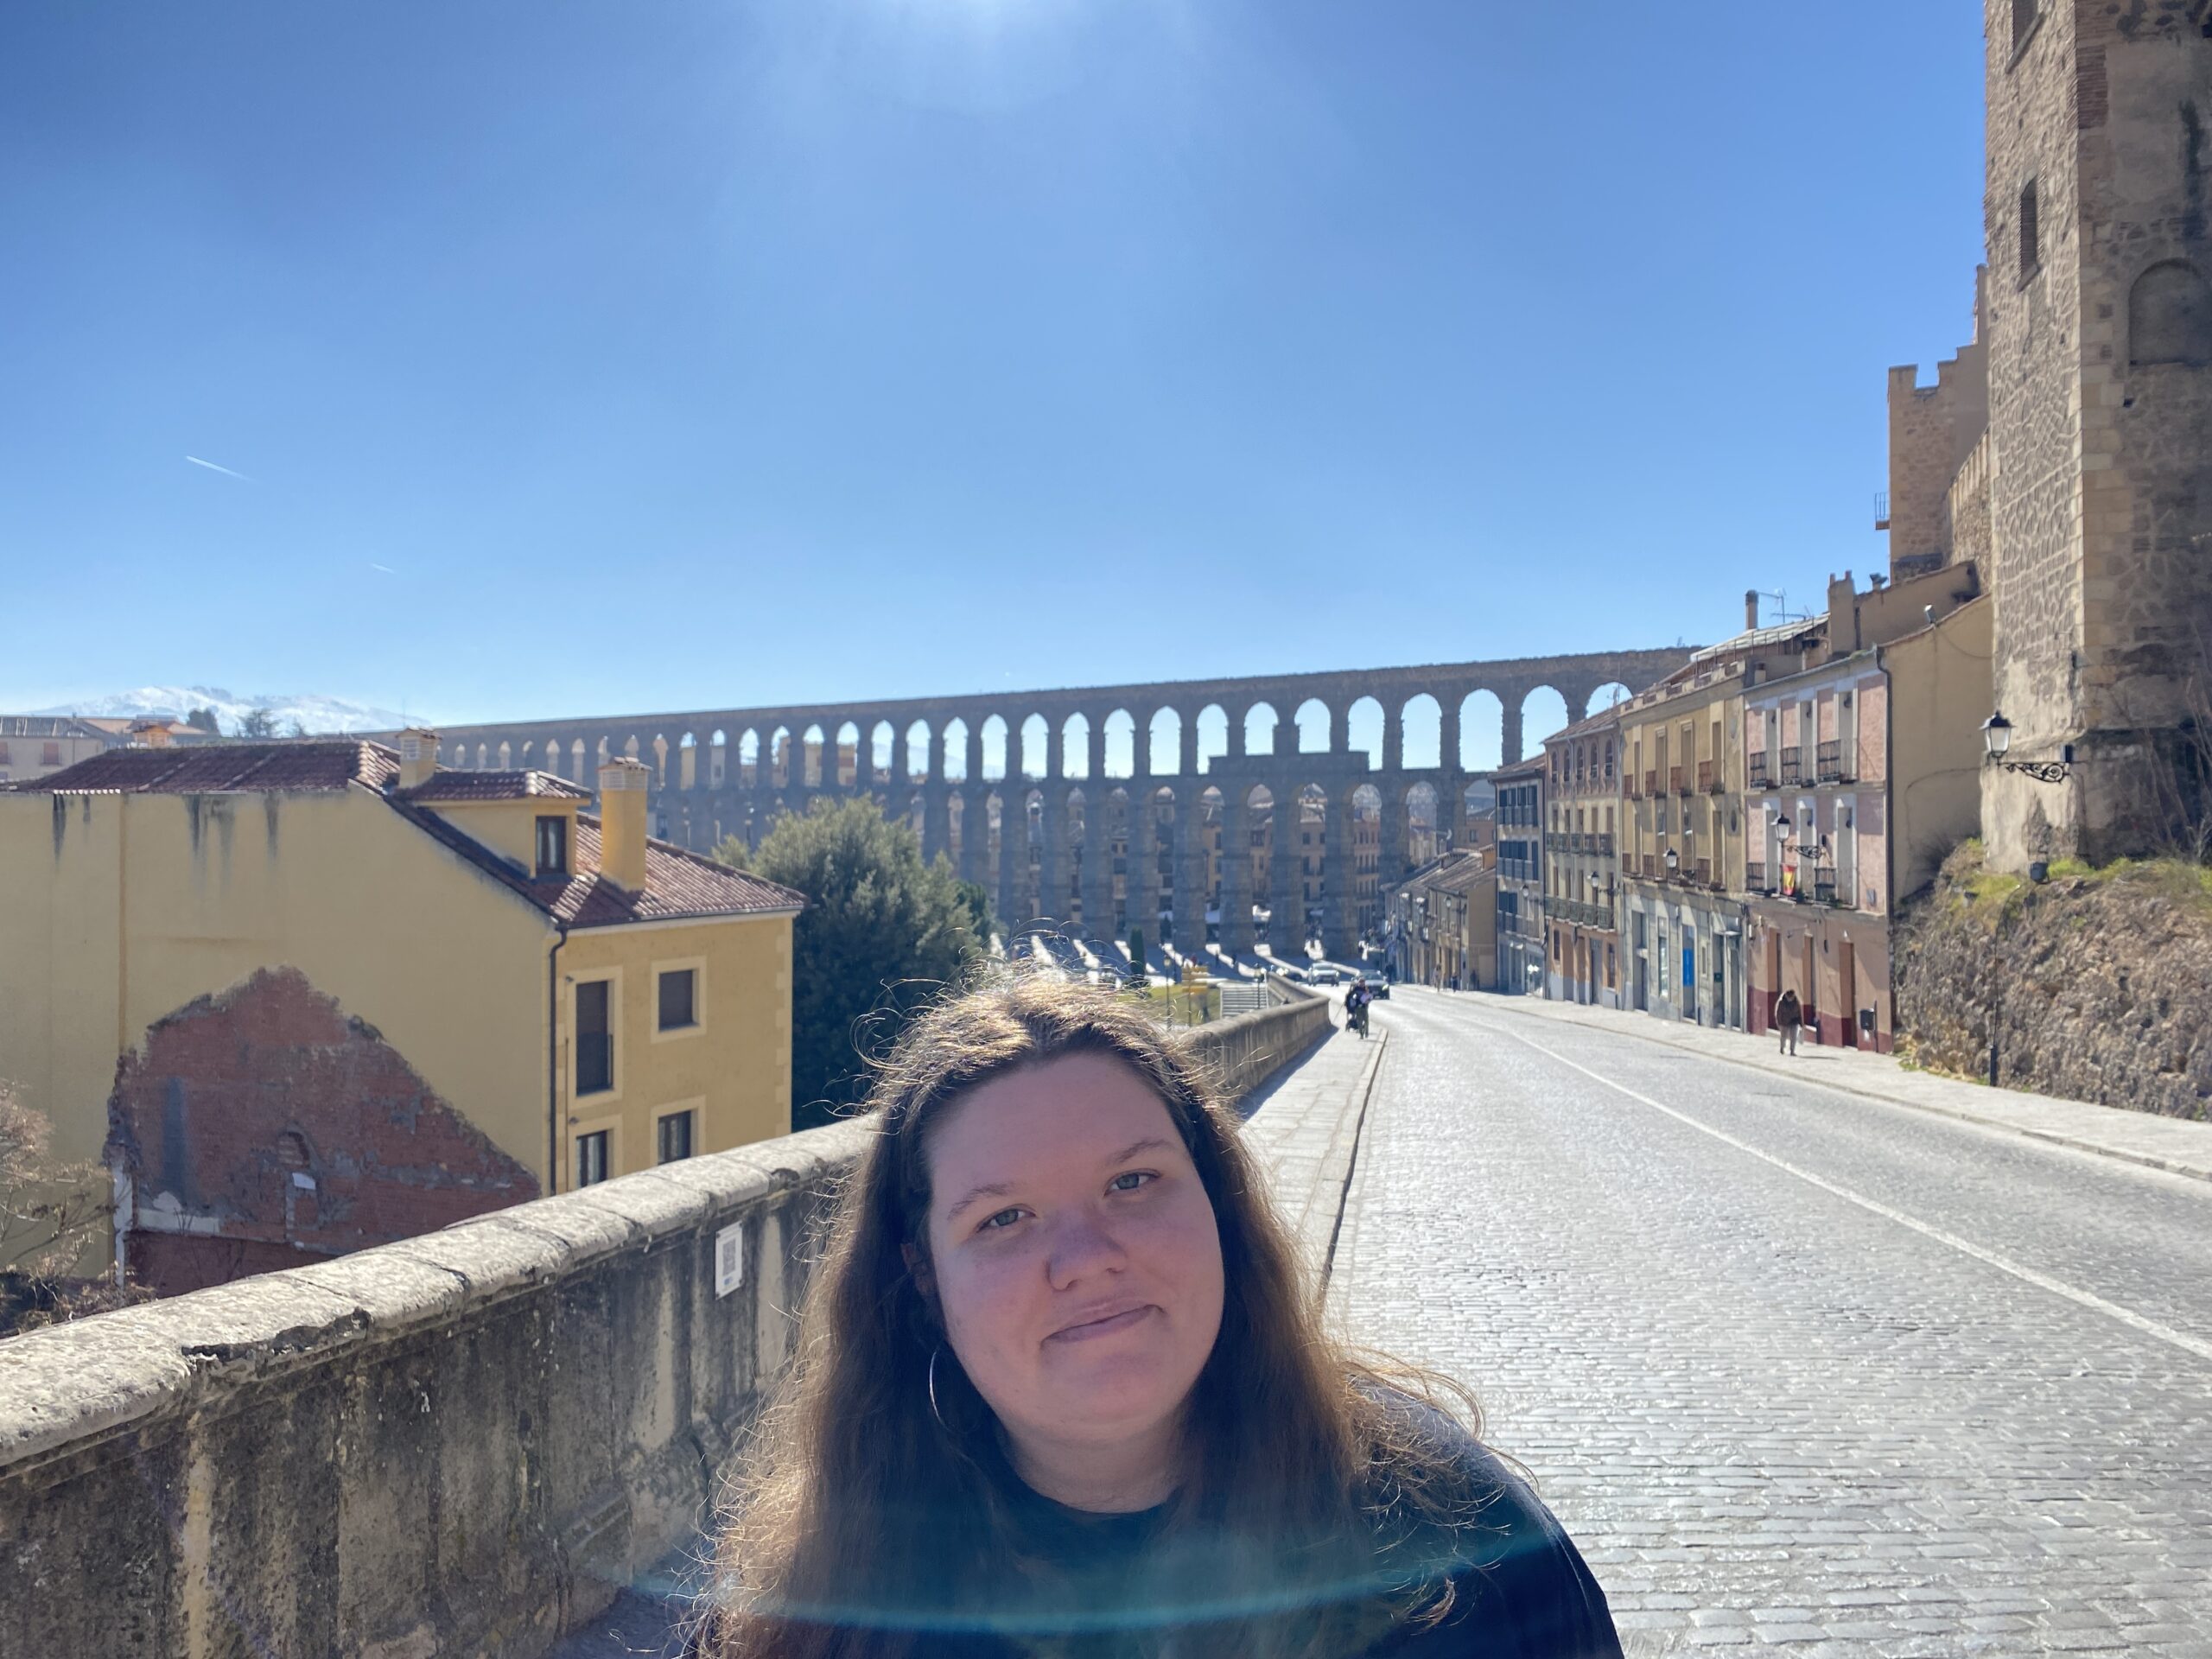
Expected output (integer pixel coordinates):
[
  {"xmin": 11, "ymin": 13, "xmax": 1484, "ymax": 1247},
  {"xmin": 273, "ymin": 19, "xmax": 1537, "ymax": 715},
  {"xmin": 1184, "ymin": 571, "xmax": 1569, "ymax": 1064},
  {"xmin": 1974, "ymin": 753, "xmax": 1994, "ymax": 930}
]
[{"xmin": 705, "ymin": 969, "xmax": 1487, "ymax": 1658}]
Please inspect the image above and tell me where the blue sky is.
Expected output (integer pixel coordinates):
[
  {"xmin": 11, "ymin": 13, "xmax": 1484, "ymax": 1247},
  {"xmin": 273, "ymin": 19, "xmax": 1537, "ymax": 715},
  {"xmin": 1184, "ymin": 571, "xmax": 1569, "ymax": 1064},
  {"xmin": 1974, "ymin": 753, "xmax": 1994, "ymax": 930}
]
[{"xmin": 0, "ymin": 0, "xmax": 1987, "ymax": 730}]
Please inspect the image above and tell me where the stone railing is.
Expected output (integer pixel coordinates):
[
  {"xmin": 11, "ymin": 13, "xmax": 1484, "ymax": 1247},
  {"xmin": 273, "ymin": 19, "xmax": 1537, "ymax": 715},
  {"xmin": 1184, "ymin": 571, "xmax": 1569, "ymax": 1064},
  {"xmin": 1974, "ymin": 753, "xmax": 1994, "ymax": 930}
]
[
  {"xmin": 0, "ymin": 993, "xmax": 1332, "ymax": 1659},
  {"xmin": 1193, "ymin": 980, "xmax": 1332, "ymax": 1098}
]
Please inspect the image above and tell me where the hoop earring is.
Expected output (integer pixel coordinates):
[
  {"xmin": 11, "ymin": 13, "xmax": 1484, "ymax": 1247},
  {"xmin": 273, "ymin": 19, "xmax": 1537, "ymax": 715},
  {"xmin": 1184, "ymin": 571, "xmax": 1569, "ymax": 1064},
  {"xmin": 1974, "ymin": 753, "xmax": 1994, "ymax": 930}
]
[{"xmin": 927, "ymin": 1344, "xmax": 949, "ymax": 1432}]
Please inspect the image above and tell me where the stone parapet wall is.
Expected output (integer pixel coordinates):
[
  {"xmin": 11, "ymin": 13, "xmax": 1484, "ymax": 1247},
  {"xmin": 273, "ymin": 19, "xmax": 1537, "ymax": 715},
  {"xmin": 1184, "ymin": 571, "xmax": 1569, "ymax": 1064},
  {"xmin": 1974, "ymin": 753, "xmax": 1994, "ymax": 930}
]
[
  {"xmin": 0, "ymin": 995, "xmax": 1331, "ymax": 1659},
  {"xmin": 1187, "ymin": 980, "xmax": 1332, "ymax": 1100}
]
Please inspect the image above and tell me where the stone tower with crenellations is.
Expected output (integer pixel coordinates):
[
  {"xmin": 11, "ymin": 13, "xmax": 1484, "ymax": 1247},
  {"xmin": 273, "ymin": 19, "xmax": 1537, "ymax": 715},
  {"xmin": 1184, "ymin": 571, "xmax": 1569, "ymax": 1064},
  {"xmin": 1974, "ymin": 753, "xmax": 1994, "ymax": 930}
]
[{"xmin": 1887, "ymin": 1, "xmax": 2212, "ymax": 868}]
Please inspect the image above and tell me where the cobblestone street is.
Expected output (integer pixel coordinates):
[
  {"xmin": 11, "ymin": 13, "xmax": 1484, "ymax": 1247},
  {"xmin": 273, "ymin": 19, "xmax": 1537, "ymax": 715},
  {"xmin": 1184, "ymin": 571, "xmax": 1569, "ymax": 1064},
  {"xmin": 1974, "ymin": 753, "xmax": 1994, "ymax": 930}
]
[{"xmin": 1327, "ymin": 988, "xmax": 2212, "ymax": 1656}]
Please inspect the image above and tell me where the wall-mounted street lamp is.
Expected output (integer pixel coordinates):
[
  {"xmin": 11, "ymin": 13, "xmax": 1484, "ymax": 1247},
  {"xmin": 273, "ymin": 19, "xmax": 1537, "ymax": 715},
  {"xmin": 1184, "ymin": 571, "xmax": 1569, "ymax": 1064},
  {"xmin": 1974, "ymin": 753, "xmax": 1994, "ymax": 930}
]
[
  {"xmin": 1982, "ymin": 711, "xmax": 2073, "ymax": 784},
  {"xmin": 1662, "ymin": 847, "xmax": 1679, "ymax": 876}
]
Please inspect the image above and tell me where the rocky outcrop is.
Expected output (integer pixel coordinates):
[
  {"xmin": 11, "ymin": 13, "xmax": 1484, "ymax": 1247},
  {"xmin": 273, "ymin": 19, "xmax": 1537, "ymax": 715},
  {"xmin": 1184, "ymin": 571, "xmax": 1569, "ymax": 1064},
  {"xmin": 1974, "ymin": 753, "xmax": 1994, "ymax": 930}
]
[{"xmin": 1894, "ymin": 843, "xmax": 2212, "ymax": 1120}]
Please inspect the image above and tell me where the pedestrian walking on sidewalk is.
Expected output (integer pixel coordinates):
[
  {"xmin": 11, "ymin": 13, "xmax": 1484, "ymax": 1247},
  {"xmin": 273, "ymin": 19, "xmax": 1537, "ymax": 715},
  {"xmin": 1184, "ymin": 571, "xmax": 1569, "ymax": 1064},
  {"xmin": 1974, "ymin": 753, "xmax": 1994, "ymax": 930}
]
[
  {"xmin": 703, "ymin": 969, "xmax": 1622, "ymax": 1659},
  {"xmin": 1775, "ymin": 988, "xmax": 1802, "ymax": 1056}
]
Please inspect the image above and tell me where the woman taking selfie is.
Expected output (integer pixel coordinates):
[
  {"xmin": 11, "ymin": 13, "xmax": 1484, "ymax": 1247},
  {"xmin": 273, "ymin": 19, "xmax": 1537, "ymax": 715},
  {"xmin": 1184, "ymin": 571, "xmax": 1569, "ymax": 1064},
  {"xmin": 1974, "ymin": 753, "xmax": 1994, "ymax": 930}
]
[{"xmin": 706, "ymin": 973, "xmax": 1619, "ymax": 1658}]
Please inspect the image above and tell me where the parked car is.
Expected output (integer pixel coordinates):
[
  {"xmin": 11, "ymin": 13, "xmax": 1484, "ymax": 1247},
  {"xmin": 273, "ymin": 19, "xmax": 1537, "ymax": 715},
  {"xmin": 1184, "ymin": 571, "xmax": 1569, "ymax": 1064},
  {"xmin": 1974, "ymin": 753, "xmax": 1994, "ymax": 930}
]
[
  {"xmin": 1363, "ymin": 976, "xmax": 1390, "ymax": 1000},
  {"xmin": 1312, "ymin": 966, "xmax": 1343, "ymax": 986}
]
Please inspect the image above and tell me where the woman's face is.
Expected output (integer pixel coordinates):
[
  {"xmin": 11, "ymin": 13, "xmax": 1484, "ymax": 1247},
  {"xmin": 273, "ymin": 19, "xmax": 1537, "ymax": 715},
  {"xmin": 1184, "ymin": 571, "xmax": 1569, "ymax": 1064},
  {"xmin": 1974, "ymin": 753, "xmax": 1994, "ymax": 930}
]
[{"xmin": 921, "ymin": 1052, "xmax": 1226, "ymax": 1468}]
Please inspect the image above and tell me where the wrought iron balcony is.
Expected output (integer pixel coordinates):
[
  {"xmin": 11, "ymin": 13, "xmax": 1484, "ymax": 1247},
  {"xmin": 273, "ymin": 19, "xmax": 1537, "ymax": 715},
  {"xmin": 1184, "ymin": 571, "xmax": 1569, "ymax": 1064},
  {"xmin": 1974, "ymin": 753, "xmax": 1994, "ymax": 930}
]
[
  {"xmin": 1697, "ymin": 760, "xmax": 1719, "ymax": 793},
  {"xmin": 1814, "ymin": 869, "xmax": 1838, "ymax": 905},
  {"xmin": 1748, "ymin": 752, "xmax": 1771, "ymax": 789},
  {"xmin": 1694, "ymin": 857, "xmax": 1713, "ymax": 888},
  {"xmin": 1816, "ymin": 740, "xmax": 1850, "ymax": 784},
  {"xmin": 1643, "ymin": 770, "xmax": 1659, "ymax": 798},
  {"xmin": 1779, "ymin": 745, "xmax": 1804, "ymax": 786},
  {"xmin": 1667, "ymin": 766, "xmax": 1684, "ymax": 795},
  {"xmin": 1746, "ymin": 859, "xmax": 1769, "ymax": 893}
]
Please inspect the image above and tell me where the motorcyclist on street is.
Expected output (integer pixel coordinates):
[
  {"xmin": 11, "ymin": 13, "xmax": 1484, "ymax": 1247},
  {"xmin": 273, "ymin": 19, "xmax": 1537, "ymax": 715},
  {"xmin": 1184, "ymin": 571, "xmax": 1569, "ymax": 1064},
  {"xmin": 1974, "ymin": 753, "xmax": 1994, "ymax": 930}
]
[{"xmin": 1345, "ymin": 976, "xmax": 1371, "ymax": 1039}]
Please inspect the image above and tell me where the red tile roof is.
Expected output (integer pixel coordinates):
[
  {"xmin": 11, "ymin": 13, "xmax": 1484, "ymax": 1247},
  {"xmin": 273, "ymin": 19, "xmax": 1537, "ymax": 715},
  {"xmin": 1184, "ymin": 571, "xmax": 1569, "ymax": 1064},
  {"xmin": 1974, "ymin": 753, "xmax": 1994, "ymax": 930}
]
[
  {"xmin": 6, "ymin": 741, "xmax": 398, "ymax": 794},
  {"xmin": 12, "ymin": 741, "xmax": 802, "ymax": 928},
  {"xmin": 1541, "ymin": 704, "xmax": 1626, "ymax": 748},
  {"xmin": 397, "ymin": 770, "xmax": 592, "ymax": 803},
  {"xmin": 390, "ymin": 806, "xmax": 804, "ymax": 928}
]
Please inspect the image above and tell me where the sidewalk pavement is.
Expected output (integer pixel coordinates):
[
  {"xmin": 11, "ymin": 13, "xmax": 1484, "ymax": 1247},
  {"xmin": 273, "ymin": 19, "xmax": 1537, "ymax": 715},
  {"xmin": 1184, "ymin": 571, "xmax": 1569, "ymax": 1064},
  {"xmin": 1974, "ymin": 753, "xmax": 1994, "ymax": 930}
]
[
  {"xmin": 1422, "ymin": 986, "xmax": 2212, "ymax": 1185},
  {"xmin": 1238, "ymin": 1016, "xmax": 1388, "ymax": 1293}
]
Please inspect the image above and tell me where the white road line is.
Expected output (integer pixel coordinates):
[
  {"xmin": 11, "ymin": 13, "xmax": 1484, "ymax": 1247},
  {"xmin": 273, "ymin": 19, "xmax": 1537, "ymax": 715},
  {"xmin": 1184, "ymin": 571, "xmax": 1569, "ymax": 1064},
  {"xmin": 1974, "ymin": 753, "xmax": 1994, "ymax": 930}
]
[{"xmin": 1492, "ymin": 1021, "xmax": 2212, "ymax": 1367}]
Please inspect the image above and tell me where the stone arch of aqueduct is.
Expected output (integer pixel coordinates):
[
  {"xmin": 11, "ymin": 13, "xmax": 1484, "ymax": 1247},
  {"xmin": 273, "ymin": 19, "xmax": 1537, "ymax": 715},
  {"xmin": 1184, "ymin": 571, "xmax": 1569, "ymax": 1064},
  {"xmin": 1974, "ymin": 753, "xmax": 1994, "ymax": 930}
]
[{"xmin": 429, "ymin": 648, "xmax": 1688, "ymax": 962}]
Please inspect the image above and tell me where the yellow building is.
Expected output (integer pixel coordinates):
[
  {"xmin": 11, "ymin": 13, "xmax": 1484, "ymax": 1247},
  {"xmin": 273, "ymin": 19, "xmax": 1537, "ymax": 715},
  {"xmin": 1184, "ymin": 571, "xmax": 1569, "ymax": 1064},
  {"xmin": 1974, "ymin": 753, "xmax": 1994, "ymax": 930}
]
[
  {"xmin": 1619, "ymin": 605, "xmax": 1821, "ymax": 1028},
  {"xmin": 1385, "ymin": 846, "xmax": 1497, "ymax": 992},
  {"xmin": 0, "ymin": 730, "xmax": 800, "ymax": 1293}
]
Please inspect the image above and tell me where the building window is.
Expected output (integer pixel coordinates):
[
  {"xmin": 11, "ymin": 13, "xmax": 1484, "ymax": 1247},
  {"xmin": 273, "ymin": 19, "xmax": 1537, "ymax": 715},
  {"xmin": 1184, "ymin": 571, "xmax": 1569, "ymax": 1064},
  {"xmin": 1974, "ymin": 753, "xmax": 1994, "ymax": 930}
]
[
  {"xmin": 41, "ymin": 742, "xmax": 61, "ymax": 767},
  {"xmin": 657, "ymin": 1109, "xmax": 695, "ymax": 1164},
  {"xmin": 2018, "ymin": 179, "xmax": 2039, "ymax": 281},
  {"xmin": 0, "ymin": 743, "xmax": 11, "ymax": 766},
  {"xmin": 576, "ymin": 1130, "xmax": 610, "ymax": 1187},
  {"xmin": 536, "ymin": 815, "xmax": 569, "ymax": 876},
  {"xmin": 576, "ymin": 980, "xmax": 613, "ymax": 1096},
  {"xmin": 2011, "ymin": 0, "xmax": 2037, "ymax": 49},
  {"xmin": 658, "ymin": 968, "xmax": 697, "ymax": 1032}
]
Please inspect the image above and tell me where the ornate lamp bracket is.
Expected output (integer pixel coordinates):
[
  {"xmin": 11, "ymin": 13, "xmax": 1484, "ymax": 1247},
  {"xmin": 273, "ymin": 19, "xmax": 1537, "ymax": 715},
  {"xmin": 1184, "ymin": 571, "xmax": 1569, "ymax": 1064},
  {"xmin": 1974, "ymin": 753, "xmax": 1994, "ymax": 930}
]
[{"xmin": 1982, "ymin": 710, "xmax": 2073, "ymax": 784}]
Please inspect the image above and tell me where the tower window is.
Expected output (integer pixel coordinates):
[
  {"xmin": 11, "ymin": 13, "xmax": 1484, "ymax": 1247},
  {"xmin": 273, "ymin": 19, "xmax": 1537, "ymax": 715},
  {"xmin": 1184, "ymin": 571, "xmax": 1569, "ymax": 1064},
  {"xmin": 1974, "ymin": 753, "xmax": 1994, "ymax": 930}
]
[
  {"xmin": 2012, "ymin": 0, "xmax": 2037, "ymax": 50},
  {"xmin": 2019, "ymin": 180, "xmax": 2039, "ymax": 281}
]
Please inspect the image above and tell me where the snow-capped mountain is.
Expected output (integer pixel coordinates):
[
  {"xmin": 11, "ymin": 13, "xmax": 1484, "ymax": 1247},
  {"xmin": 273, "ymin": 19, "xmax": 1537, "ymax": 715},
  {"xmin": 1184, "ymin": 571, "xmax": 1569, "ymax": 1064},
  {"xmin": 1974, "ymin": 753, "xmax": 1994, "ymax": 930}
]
[{"xmin": 29, "ymin": 686, "xmax": 415, "ymax": 737}]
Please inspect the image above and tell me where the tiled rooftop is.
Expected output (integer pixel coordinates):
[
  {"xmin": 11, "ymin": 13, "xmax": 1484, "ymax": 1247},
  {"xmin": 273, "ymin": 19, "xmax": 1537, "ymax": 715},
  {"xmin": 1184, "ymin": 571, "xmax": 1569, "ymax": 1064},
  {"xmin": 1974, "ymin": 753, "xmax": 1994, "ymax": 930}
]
[
  {"xmin": 397, "ymin": 770, "xmax": 593, "ymax": 803},
  {"xmin": 7, "ymin": 741, "xmax": 399, "ymax": 795},
  {"xmin": 1683, "ymin": 616, "xmax": 1823, "ymax": 666},
  {"xmin": 11, "ymin": 743, "xmax": 804, "ymax": 928},
  {"xmin": 0, "ymin": 715, "xmax": 106, "ymax": 740},
  {"xmin": 392, "ymin": 808, "xmax": 804, "ymax": 927},
  {"xmin": 1542, "ymin": 703, "xmax": 1627, "ymax": 747}
]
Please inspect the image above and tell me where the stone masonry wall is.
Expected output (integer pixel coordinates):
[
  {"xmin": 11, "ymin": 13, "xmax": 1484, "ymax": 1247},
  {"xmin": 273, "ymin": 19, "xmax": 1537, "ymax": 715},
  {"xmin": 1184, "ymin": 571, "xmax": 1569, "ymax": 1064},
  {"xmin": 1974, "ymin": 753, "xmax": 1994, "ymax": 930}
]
[
  {"xmin": 1886, "ymin": 367, "xmax": 1967, "ymax": 575},
  {"xmin": 0, "ymin": 995, "xmax": 1332, "ymax": 1659},
  {"xmin": 1983, "ymin": 0, "xmax": 2212, "ymax": 867},
  {"xmin": 1985, "ymin": 0, "xmax": 2093, "ymax": 865},
  {"xmin": 1893, "ymin": 842, "xmax": 2212, "ymax": 1120}
]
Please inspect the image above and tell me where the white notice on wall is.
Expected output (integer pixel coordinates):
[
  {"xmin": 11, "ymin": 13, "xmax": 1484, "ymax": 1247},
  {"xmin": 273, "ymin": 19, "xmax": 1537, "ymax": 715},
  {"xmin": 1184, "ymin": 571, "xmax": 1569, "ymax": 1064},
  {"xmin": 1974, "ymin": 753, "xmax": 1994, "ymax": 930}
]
[{"xmin": 715, "ymin": 1223, "xmax": 745, "ymax": 1298}]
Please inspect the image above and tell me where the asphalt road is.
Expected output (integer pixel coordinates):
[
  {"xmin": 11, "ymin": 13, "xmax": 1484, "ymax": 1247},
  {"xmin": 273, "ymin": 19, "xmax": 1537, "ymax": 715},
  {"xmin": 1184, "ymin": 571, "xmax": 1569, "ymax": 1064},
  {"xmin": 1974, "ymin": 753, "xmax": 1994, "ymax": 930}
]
[{"xmin": 1332, "ymin": 988, "xmax": 2212, "ymax": 1656}]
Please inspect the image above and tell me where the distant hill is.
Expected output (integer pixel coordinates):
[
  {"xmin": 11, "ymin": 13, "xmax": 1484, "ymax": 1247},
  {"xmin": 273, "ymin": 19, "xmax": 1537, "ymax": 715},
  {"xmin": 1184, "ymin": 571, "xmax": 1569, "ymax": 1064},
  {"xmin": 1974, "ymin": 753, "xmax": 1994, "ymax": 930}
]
[{"xmin": 29, "ymin": 685, "xmax": 414, "ymax": 737}]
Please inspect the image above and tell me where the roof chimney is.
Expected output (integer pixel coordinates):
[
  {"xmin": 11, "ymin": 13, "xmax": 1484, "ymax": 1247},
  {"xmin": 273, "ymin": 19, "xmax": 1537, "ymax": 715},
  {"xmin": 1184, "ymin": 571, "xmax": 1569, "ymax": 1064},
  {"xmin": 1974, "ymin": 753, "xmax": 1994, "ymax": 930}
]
[
  {"xmin": 598, "ymin": 757, "xmax": 652, "ymax": 892},
  {"xmin": 1744, "ymin": 590, "xmax": 1760, "ymax": 632},
  {"xmin": 397, "ymin": 728, "xmax": 438, "ymax": 791}
]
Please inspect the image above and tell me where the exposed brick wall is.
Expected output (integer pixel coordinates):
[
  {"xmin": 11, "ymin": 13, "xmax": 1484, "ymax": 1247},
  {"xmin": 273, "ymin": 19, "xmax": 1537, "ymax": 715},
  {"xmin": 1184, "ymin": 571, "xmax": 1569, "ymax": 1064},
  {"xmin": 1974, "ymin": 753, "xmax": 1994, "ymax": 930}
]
[{"xmin": 107, "ymin": 967, "xmax": 539, "ymax": 1296}]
